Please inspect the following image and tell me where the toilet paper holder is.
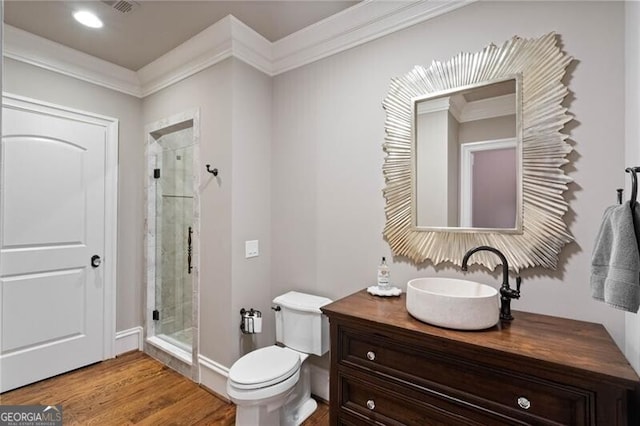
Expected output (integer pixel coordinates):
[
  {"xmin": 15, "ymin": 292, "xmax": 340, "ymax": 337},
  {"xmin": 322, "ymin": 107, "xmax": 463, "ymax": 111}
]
[{"xmin": 240, "ymin": 308, "xmax": 262, "ymax": 334}]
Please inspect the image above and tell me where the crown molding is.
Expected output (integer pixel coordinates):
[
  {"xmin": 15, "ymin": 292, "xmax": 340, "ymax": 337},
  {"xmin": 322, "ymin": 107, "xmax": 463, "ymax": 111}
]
[
  {"xmin": 416, "ymin": 97, "xmax": 451, "ymax": 115},
  {"xmin": 3, "ymin": 25, "xmax": 142, "ymax": 97},
  {"xmin": 137, "ymin": 15, "xmax": 273, "ymax": 97},
  {"xmin": 271, "ymin": 0, "xmax": 474, "ymax": 74},
  {"xmin": 3, "ymin": 1, "xmax": 473, "ymax": 98},
  {"xmin": 460, "ymin": 93, "xmax": 516, "ymax": 122},
  {"xmin": 414, "ymin": 90, "xmax": 515, "ymax": 125},
  {"xmin": 416, "ymin": 95, "xmax": 465, "ymax": 122},
  {"xmin": 229, "ymin": 16, "xmax": 274, "ymax": 76}
]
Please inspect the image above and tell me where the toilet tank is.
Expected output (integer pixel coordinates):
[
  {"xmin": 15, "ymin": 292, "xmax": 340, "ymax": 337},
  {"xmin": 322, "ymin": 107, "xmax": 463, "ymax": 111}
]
[{"xmin": 273, "ymin": 291, "xmax": 332, "ymax": 356}]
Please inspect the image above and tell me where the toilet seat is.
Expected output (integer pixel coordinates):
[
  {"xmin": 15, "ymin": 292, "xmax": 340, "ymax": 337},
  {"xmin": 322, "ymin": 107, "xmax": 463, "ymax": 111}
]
[{"xmin": 228, "ymin": 346, "xmax": 301, "ymax": 390}]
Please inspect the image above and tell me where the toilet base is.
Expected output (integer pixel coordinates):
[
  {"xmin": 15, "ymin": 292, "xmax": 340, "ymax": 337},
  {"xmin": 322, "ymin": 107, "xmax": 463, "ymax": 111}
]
[
  {"xmin": 283, "ymin": 397, "xmax": 317, "ymax": 426},
  {"xmin": 235, "ymin": 396, "xmax": 316, "ymax": 426},
  {"xmin": 235, "ymin": 402, "xmax": 281, "ymax": 426}
]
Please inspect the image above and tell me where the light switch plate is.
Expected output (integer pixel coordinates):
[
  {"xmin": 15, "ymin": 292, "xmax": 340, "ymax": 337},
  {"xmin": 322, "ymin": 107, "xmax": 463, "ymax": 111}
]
[{"xmin": 245, "ymin": 240, "xmax": 259, "ymax": 258}]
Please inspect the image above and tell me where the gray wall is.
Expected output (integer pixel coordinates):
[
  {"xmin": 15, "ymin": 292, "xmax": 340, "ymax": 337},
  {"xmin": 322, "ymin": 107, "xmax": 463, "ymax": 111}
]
[
  {"xmin": 272, "ymin": 1, "xmax": 628, "ymax": 348},
  {"xmin": 447, "ymin": 112, "xmax": 459, "ymax": 227},
  {"xmin": 142, "ymin": 58, "xmax": 272, "ymax": 366},
  {"xmin": 230, "ymin": 59, "xmax": 274, "ymax": 362},
  {"xmin": 3, "ymin": 58, "xmax": 144, "ymax": 332},
  {"xmin": 458, "ymin": 115, "xmax": 515, "ymax": 144},
  {"xmin": 416, "ymin": 110, "xmax": 448, "ymax": 226}
]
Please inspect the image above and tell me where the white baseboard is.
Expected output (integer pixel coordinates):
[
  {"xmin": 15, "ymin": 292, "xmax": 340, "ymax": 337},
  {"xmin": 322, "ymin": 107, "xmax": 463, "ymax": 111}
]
[
  {"xmin": 199, "ymin": 354, "xmax": 230, "ymax": 402},
  {"xmin": 115, "ymin": 326, "xmax": 143, "ymax": 356},
  {"xmin": 309, "ymin": 364, "xmax": 330, "ymax": 402}
]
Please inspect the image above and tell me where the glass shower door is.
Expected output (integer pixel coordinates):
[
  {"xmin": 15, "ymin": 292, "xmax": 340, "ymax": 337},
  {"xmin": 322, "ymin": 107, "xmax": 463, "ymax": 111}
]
[{"xmin": 154, "ymin": 126, "xmax": 194, "ymax": 353}]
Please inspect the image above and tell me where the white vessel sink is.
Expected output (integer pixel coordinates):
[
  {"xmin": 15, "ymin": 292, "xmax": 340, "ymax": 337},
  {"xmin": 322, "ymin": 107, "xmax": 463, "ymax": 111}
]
[{"xmin": 406, "ymin": 277, "xmax": 500, "ymax": 330}]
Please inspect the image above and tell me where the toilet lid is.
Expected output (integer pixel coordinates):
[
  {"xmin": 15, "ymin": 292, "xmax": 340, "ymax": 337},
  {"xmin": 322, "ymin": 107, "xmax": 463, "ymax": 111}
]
[{"xmin": 229, "ymin": 346, "xmax": 301, "ymax": 389}]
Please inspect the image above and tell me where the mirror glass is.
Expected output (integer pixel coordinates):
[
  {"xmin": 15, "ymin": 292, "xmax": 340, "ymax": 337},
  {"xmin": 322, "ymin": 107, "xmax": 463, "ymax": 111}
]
[{"xmin": 413, "ymin": 78, "xmax": 521, "ymax": 231}]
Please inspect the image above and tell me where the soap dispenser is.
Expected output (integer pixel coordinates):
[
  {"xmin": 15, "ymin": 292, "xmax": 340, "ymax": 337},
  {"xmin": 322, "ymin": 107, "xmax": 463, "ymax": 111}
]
[
  {"xmin": 367, "ymin": 257, "xmax": 401, "ymax": 297},
  {"xmin": 377, "ymin": 256, "xmax": 390, "ymax": 289}
]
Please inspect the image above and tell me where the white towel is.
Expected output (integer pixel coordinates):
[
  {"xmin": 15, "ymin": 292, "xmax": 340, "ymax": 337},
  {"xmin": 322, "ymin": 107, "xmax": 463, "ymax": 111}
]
[{"xmin": 591, "ymin": 201, "xmax": 640, "ymax": 313}]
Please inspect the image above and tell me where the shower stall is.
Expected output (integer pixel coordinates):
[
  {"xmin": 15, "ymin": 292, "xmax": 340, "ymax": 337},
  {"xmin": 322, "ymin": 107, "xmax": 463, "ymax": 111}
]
[{"xmin": 145, "ymin": 111, "xmax": 200, "ymax": 380}]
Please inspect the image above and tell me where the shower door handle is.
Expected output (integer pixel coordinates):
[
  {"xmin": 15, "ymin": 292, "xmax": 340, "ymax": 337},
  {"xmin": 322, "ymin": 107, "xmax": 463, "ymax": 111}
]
[{"xmin": 187, "ymin": 227, "xmax": 193, "ymax": 274}]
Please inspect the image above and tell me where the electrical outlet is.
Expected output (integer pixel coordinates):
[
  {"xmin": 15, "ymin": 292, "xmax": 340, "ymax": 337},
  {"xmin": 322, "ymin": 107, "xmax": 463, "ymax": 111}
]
[{"xmin": 245, "ymin": 240, "xmax": 259, "ymax": 258}]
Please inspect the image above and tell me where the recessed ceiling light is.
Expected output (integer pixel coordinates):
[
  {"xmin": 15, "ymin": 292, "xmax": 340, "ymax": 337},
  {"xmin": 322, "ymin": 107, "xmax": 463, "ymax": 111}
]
[{"xmin": 73, "ymin": 10, "xmax": 103, "ymax": 29}]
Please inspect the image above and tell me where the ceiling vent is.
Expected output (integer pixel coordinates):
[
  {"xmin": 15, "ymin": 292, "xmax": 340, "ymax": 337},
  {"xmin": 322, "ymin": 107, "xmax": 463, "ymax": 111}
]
[{"xmin": 101, "ymin": 0, "xmax": 139, "ymax": 14}]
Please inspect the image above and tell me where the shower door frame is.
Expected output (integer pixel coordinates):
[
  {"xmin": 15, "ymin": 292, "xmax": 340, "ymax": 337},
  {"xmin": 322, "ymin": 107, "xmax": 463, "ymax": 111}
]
[{"xmin": 143, "ymin": 109, "xmax": 200, "ymax": 381}]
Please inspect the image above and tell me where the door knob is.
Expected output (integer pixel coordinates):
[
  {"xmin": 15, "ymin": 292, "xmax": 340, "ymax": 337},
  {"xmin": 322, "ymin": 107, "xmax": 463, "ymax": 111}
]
[{"xmin": 91, "ymin": 255, "xmax": 101, "ymax": 268}]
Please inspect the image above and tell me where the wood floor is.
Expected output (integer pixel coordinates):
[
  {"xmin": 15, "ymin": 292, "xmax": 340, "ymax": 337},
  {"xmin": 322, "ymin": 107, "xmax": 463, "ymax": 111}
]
[{"xmin": 0, "ymin": 351, "xmax": 329, "ymax": 425}]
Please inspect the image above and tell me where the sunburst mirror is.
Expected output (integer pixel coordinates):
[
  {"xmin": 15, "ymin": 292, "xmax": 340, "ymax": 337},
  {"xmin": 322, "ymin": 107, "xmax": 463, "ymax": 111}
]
[{"xmin": 382, "ymin": 32, "xmax": 573, "ymax": 271}]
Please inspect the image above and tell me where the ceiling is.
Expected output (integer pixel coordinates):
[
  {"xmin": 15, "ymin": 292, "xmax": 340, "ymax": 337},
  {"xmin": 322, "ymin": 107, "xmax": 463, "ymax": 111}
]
[{"xmin": 4, "ymin": 0, "xmax": 360, "ymax": 71}]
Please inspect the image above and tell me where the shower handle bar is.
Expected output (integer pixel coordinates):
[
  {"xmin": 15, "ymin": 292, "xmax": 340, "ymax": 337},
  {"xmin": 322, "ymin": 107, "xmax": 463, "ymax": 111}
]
[{"xmin": 187, "ymin": 226, "xmax": 193, "ymax": 274}]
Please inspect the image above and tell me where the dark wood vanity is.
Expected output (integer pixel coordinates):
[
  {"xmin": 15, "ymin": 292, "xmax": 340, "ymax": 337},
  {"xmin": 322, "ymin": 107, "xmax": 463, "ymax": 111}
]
[{"xmin": 321, "ymin": 290, "xmax": 639, "ymax": 425}]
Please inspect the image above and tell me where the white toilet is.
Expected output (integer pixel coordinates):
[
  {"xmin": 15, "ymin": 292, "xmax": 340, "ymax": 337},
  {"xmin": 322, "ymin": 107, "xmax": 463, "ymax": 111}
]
[{"xmin": 227, "ymin": 291, "xmax": 332, "ymax": 426}]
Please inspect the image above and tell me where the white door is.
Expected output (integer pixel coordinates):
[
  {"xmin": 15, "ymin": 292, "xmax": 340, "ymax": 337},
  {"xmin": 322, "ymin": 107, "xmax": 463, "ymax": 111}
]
[{"xmin": 1, "ymin": 100, "xmax": 107, "ymax": 392}]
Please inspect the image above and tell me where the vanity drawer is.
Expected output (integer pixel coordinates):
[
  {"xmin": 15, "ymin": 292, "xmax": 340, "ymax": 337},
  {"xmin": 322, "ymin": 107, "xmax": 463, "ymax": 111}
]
[
  {"xmin": 339, "ymin": 369, "xmax": 526, "ymax": 426},
  {"xmin": 340, "ymin": 329, "xmax": 593, "ymax": 425}
]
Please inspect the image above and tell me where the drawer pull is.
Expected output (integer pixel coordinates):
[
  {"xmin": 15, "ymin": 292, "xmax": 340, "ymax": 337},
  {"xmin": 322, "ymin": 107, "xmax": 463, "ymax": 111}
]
[
  {"xmin": 366, "ymin": 351, "xmax": 376, "ymax": 361},
  {"xmin": 366, "ymin": 399, "xmax": 376, "ymax": 410},
  {"xmin": 517, "ymin": 397, "xmax": 531, "ymax": 410}
]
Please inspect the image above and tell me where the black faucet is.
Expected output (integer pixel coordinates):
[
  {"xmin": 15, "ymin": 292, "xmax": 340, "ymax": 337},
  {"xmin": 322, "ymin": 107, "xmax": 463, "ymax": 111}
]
[{"xmin": 461, "ymin": 246, "xmax": 521, "ymax": 321}]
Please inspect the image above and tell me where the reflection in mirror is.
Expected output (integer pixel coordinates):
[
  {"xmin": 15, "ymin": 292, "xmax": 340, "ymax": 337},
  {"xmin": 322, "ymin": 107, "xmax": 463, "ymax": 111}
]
[{"xmin": 414, "ymin": 78, "xmax": 520, "ymax": 230}]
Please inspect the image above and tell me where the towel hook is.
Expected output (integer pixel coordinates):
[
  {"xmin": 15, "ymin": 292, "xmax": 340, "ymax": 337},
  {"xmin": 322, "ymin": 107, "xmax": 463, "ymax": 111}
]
[
  {"xmin": 206, "ymin": 164, "xmax": 219, "ymax": 177},
  {"xmin": 625, "ymin": 167, "xmax": 640, "ymax": 206}
]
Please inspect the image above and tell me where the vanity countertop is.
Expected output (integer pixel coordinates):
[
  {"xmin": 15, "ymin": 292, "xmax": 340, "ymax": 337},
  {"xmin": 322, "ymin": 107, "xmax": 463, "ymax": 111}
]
[{"xmin": 321, "ymin": 289, "xmax": 639, "ymax": 389}]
